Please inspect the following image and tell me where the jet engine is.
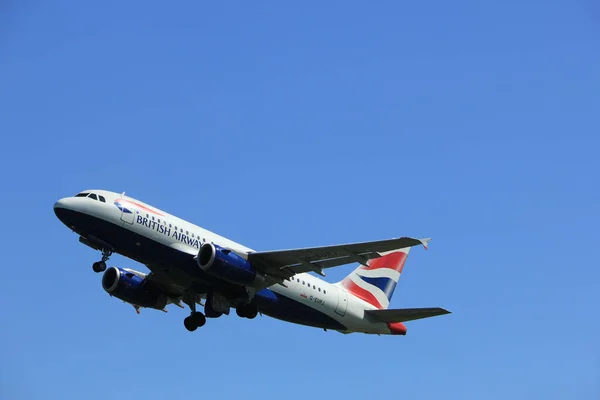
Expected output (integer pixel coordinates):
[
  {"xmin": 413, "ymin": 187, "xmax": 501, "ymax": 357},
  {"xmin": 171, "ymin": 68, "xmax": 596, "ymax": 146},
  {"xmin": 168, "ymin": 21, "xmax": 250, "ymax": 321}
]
[
  {"xmin": 196, "ymin": 243, "xmax": 264, "ymax": 287},
  {"xmin": 101, "ymin": 266, "xmax": 169, "ymax": 310}
]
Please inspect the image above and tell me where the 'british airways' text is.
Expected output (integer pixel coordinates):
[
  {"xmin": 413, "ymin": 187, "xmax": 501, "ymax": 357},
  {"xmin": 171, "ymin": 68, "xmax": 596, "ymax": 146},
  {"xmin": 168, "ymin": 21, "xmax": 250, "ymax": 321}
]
[{"xmin": 136, "ymin": 215, "xmax": 201, "ymax": 248}]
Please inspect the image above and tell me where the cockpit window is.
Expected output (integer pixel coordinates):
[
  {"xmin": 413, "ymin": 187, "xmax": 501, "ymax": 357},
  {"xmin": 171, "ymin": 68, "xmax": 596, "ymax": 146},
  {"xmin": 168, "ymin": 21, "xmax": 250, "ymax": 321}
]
[{"xmin": 74, "ymin": 192, "xmax": 106, "ymax": 202}]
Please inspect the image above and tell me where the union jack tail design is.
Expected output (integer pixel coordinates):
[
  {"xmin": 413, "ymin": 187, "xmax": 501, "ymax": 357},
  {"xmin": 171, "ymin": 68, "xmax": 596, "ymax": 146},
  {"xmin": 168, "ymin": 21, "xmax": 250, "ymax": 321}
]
[{"xmin": 338, "ymin": 248, "xmax": 410, "ymax": 309}]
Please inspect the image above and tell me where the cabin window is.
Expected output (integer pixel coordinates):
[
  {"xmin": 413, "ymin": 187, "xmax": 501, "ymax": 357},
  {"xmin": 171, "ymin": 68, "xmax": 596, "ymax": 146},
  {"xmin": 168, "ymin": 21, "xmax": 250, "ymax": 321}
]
[
  {"xmin": 318, "ymin": 288, "xmax": 321, "ymax": 292},
  {"xmin": 99, "ymin": 195, "xmax": 106, "ymax": 203},
  {"xmin": 324, "ymin": 290, "xmax": 326, "ymax": 294},
  {"xmin": 302, "ymin": 281, "xmax": 305, "ymax": 285},
  {"xmin": 169, "ymin": 224, "xmax": 172, "ymax": 228},
  {"xmin": 186, "ymin": 231, "xmax": 189, "ymax": 235}
]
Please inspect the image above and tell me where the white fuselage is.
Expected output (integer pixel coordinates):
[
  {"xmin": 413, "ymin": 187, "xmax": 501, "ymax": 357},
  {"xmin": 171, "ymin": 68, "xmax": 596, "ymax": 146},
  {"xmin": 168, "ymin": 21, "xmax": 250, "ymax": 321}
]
[{"xmin": 54, "ymin": 189, "xmax": 396, "ymax": 335}]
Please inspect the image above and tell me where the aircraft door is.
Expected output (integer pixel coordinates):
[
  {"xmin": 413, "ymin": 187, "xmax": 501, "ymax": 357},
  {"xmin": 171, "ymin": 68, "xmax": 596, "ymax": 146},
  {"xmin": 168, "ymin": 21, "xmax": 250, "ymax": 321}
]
[
  {"xmin": 335, "ymin": 287, "xmax": 348, "ymax": 317},
  {"xmin": 119, "ymin": 197, "xmax": 135, "ymax": 225}
]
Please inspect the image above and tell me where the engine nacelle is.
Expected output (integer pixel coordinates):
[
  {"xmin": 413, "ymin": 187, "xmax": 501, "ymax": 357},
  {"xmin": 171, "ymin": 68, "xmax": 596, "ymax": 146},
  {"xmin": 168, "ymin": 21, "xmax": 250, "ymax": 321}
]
[
  {"xmin": 197, "ymin": 243, "xmax": 264, "ymax": 287},
  {"xmin": 101, "ymin": 266, "xmax": 169, "ymax": 310}
]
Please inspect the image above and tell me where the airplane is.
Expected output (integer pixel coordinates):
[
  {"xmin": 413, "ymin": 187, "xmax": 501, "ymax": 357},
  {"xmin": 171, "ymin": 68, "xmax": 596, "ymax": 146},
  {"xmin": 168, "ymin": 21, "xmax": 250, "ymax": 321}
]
[{"xmin": 53, "ymin": 189, "xmax": 450, "ymax": 335}]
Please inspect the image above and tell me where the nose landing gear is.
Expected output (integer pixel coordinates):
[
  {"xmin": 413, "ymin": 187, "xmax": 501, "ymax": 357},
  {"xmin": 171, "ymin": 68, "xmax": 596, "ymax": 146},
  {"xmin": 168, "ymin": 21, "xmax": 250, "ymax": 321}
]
[
  {"xmin": 92, "ymin": 262, "xmax": 105, "ymax": 273},
  {"xmin": 92, "ymin": 248, "xmax": 113, "ymax": 273}
]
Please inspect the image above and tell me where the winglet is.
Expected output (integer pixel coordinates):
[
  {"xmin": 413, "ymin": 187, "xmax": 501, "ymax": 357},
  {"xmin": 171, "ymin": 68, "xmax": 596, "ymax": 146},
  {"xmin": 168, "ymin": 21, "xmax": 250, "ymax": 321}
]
[{"xmin": 398, "ymin": 236, "xmax": 431, "ymax": 250}]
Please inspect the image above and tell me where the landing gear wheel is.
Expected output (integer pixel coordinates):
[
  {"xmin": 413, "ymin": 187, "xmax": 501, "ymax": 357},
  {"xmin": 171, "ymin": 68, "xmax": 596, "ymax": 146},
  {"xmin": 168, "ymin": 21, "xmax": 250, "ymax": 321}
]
[
  {"xmin": 192, "ymin": 312, "xmax": 206, "ymax": 327},
  {"xmin": 236, "ymin": 303, "xmax": 258, "ymax": 319},
  {"xmin": 184, "ymin": 312, "xmax": 206, "ymax": 332},
  {"xmin": 236, "ymin": 307, "xmax": 246, "ymax": 318},
  {"xmin": 184, "ymin": 316, "xmax": 198, "ymax": 332},
  {"xmin": 246, "ymin": 305, "xmax": 258, "ymax": 319},
  {"xmin": 92, "ymin": 261, "xmax": 106, "ymax": 273},
  {"xmin": 92, "ymin": 248, "xmax": 112, "ymax": 273}
]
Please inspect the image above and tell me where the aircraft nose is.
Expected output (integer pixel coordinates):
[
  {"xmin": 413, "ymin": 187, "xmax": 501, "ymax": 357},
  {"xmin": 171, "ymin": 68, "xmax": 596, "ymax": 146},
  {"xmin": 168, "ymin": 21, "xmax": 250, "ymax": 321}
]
[
  {"xmin": 54, "ymin": 197, "xmax": 78, "ymax": 227},
  {"xmin": 54, "ymin": 197, "xmax": 75, "ymax": 213},
  {"xmin": 54, "ymin": 198, "xmax": 67, "ymax": 211},
  {"xmin": 54, "ymin": 198, "xmax": 68, "ymax": 219}
]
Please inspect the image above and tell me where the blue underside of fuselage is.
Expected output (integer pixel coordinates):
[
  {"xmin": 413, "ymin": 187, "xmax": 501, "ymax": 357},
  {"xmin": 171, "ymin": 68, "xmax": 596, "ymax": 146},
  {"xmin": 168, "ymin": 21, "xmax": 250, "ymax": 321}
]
[
  {"xmin": 54, "ymin": 207, "xmax": 347, "ymax": 331},
  {"xmin": 254, "ymin": 288, "xmax": 346, "ymax": 330}
]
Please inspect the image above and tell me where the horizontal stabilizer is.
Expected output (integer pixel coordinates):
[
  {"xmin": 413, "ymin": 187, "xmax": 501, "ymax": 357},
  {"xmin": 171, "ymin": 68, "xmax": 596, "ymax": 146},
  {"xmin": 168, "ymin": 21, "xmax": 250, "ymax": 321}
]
[{"xmin": 365, "ymin": 307, "xmax": 450, "ymax": 323}]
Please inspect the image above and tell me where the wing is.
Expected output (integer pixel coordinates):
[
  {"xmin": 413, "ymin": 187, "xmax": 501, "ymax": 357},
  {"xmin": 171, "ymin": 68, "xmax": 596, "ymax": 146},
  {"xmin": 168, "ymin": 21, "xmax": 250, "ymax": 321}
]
[
  {"xmin": 248, "ymin": 236, "xmax": 431, "ymax": 283},
  {"xmin": 365, "ymin": 307, "xmax": 451, "ymax": 323},
  {"xmin": 143, "ymin": 265, "xmax": 190, "ymax": 298}
]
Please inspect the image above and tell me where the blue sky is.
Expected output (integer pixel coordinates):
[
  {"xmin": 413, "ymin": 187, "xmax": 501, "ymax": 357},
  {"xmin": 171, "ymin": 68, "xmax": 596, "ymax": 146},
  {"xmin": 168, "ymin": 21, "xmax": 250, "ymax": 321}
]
[{"xmin": 1, "ymin": 1, "xmax": 598, "ymax": 398}]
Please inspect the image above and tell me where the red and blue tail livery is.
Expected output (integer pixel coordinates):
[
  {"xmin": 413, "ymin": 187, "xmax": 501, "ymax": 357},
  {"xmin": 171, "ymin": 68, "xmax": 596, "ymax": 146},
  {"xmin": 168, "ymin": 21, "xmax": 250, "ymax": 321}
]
[
  {"xmin": 340, "ymin": 250, "xmax": 409, "ymax": 309},
  {"xmin": 54, "ymin": 189, "xmax": 450, "ymax": 335}
]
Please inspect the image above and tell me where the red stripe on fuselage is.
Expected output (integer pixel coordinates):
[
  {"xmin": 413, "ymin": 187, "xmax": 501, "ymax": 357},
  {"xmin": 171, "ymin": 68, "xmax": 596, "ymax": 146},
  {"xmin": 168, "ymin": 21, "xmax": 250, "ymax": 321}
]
[
  {"xmin": 342, "ymin": 278, "xmax": 383, "ymax": 309},
  {"xmin": 117, "ymin": 199, "xmax": 164, "ymax": 216},
  {"xmin": 359, "ymin": 251, "xmax": 407, "ymax": 272}
]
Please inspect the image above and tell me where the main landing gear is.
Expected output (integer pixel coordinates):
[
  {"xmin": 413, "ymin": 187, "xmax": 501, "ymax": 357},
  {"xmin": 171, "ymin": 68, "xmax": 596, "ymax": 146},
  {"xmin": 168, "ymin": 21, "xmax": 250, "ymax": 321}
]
[
  {"xmin": 92, "ymin": 249, "xmax": 113, "ymax": 273},
  {"xmin": 183, "ymin": 294, "xmax": 206, "ymax": 332},
  {"xmin": 184, "ymin": 312, "xmax": 206, "ymax": 332},
  {"xmin": 181, "ymin": 293, "xmax": 258, "ymax": 332}
]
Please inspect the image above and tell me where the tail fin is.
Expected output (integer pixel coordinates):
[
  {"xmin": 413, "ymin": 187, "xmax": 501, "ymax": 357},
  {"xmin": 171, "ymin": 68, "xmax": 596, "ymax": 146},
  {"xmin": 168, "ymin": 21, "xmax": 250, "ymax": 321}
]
[{"xmin": 337, "ymin": 248, "xmax": 411, "ymax": 309}]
